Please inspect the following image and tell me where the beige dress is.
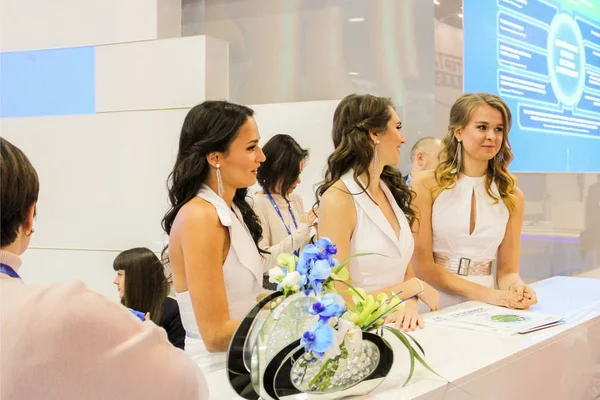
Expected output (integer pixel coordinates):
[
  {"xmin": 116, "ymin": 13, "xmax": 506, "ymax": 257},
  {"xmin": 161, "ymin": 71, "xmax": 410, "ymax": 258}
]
[{"xmin": 252, "ymin": 191, "xmax": 313, "ymax": 271}]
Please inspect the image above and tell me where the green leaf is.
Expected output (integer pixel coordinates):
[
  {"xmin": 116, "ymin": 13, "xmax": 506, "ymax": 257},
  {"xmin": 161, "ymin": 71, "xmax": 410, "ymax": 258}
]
[
  {"xmin": 405, "ymin": 332, "xmax": 425, "ymax": 356},
  {"xmin": 383, "ymin": 326, "xmax": 444, "ymax": 385},
  {"xmin": 382, "ymin": 326, "xmax": 416, "ymax": 387},
  {"xmin": 335, "ymin": 280, "xmax": 366, "ymax": 301},
  {"xmin": 331, "ymin": 265, "xmax": 350, "ymax": 281}
]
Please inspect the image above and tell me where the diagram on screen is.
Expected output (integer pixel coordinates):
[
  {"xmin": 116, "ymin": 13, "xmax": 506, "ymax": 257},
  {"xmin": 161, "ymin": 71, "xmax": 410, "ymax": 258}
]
[
  {"xmin": 497, "ymin": 0, "xmax": 600, "ymax": 139},
  {"xmin": 465, "ymin": 0, "xmax": 600, "ymax": 172}
]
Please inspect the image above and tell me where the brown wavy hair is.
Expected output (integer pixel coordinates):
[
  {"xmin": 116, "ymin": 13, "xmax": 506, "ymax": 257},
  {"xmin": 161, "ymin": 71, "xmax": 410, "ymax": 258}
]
[
  {"xmin": 315, "ymin": 94, "xmax": 415, "ymax": 227},
  {"xmin": 434, "ymin": 92, "xmax": 518, "ymax": 213}
]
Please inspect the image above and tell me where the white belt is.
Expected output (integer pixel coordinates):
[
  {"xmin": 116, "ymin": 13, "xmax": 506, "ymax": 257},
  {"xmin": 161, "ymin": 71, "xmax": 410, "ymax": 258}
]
[{"xmin": 433, "ymin": 252, "xmax": 493, "ymax": 276}]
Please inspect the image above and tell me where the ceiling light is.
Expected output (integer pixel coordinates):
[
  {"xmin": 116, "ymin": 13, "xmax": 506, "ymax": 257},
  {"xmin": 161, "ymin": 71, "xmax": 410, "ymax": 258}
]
[
  {"xmin": 434, "ymin": 0, "xmax": 440, "ymax": 5},
  {"xmin": 458, "ymin": 13, "xmax": 463, "ymax": 18},
  {"xmin": 348, "ymin": 72, "xmax": 359, "ymax": 76},
  {"xmin": 348, "ymin": 17, "xmax": 365, "ymax": 22}
]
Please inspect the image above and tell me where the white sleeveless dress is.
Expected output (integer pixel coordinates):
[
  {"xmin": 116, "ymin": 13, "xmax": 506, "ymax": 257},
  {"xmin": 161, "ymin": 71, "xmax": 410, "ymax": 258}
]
[
  {"xmin": 340, "ymin": 170, "xmax": 414, "ymax": 292},
  {"xmin": 175, "ymin": 185, "xmax": 262, "ymax": 375},
  {"xmin": 432, "ymin": 175, "xmax": 509, "ymax": 308}
]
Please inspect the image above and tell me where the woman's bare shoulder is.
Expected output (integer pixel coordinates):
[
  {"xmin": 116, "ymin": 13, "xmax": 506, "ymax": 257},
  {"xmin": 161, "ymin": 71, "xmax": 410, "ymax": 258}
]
[{"xmin": 171, "ymin": 197, "xmax": 222, "ymax": 235}]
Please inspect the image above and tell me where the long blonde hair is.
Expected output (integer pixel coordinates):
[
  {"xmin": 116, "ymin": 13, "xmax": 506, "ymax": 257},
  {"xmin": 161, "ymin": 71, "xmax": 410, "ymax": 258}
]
[{"xmin": 434, "ymin": 93, "xmax": 518, "ymax": 213}]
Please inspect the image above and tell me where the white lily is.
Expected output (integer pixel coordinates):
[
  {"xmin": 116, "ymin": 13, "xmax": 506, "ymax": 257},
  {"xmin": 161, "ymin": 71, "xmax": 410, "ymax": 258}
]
[
  {"xmin": 344, "ymin": 324, "xmax": 363, "ymax": 355},
  {"xmin": 268, "ymin": 266, "xmax": 286, "ymax": 284},
  {"xmin": 323, "ymin": 319, "xmax": 358, "ymax": 360},
  {"xmin": 280, "ymin": 271, "xmax": 303, "ymax": 292}
]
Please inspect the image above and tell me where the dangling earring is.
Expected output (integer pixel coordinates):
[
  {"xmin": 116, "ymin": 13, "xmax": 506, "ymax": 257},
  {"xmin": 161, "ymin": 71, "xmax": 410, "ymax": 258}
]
[
  {"xmin": 216, "ymin": 163, "xmax": 224, "ymax": 198},
  {"xmin": 372, "ymin": 139, "xmax": 380, "ymax": 177},
  {"xmin": 451, "ymin": 139, "xmax": 462, "ymax": 174}
]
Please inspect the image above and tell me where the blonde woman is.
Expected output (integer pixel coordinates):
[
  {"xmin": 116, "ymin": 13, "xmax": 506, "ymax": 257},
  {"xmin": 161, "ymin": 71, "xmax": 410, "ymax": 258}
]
[{"xmin": 411, "ymin": 93, "xmax": 538, "ymax": 309}]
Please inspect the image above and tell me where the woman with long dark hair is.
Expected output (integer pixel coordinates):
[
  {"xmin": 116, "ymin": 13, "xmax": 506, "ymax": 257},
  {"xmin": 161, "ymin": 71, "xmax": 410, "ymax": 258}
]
[
  {"xmin": 411, "ymin": 93, "xmax": 538, "ymax": 309},
  {"xmin": 113, "ymin": 247, "xmax": 185, "ymax": 349},
  {"xmin": 253, "ymin": 134, "xmax": 316, "ymax": 287},
  {"xmin": 161, "ymin": 101, "xmax": 266, "ymax": 373},
  {"xmin": 316, "ymin": 94, "xmax": 439, "ymax": 332}
]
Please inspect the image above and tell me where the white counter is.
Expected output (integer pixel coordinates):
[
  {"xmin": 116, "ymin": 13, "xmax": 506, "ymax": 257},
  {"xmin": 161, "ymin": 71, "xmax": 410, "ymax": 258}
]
[{"xmin": 207, "ymin": 276, "xmax": 600, "ymax": 399}]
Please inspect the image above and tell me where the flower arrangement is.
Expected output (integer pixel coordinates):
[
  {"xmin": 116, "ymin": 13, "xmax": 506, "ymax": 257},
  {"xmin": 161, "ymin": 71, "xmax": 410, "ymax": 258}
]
[{"xmin": 267, "ymin": 238, "xmax": 437, "ymax": 392}]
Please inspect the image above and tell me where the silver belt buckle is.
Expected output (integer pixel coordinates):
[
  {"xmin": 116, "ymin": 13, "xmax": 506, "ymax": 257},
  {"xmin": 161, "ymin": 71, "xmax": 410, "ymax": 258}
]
[{"xmin": 457, "ymin": 257, "xmax": 471, "ymax": 276}]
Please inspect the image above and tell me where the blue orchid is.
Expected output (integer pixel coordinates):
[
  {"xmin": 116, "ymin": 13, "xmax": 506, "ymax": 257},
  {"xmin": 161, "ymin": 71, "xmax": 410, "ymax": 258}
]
[
  {"xmin": 309, "ymin": 293, "xmax": 346, "ymax": 319},
  {"xmin": 296, "ymin": 245, "xmax": 320, "ymax": 275},
  {"xmin": 315, "ymin": 237, "xmax": 338, "ymax": 257},
  {"xmin": 300, "ymin": 321, "xmax": 335, "ymax": 355},
  {"xmin": 308, "ymin": 259, "xmax": 332, "ymax": 294}
]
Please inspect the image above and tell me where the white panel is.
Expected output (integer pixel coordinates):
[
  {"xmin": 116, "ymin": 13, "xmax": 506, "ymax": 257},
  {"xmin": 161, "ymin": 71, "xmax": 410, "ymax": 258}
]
[
  {"xmin": 96, "ymin": 36, "xmax": 229, "ymax": 112},
  {"xmin": 0, "ymin": 0, "xmax": 158, "ymax": 51},
  {"xmin": 19, "ymin": 249, "xmax": 122, "ymax": 302},
  {"xmin": 205, "ymin": 36, "xmax": 230, "ymax": 101},
  {"xmin": 250, "ymin": 100, "xmax": 341, "ymax": 208},
  {"xmin": 1, "ymin": 110, "xmax": 187, "ymax": 251}
]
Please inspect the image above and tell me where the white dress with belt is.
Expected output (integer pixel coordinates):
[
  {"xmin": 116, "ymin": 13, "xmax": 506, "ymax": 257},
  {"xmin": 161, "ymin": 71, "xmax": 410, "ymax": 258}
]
[
  {"xmin": 432, "ymin": 174, "xmax": 509, "ymax": 308},
  {"xmin": 175, "ymin": 185, "xmax": 262, "ymax": 375},
  {"xmin": 340, "ymin": 170, "xmax": 414, "ymax": 293}
]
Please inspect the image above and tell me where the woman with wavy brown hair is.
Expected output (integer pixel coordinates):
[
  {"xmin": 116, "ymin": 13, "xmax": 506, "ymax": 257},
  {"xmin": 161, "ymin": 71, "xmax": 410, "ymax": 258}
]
[
  {"xmin": 411, "ymin": 92, "xmax": 538, "ymax": 309},
  {"xmin": 317, "ymin": 94, "xmax": 440, "ymax": 332}
]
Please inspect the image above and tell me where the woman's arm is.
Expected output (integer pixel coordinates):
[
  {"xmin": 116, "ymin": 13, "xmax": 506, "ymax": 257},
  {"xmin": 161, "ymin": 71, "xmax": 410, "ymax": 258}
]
[
  {"xmin": 411, "ymin": 172, "xmax": 521, "ymax": 308},
  {"xmin": 496, "ymin": 188, "xmax": 537, "ymax": 308},
  {"xmin": 171, "ymin": 202, "xmax": 239, "ymax": 352}
]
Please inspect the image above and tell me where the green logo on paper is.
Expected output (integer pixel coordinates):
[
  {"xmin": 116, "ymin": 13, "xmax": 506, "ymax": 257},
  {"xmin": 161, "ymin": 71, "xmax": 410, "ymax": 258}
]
[{"xmin": 490, "ymin": 314, "xmax": 530, "ymax": 323}]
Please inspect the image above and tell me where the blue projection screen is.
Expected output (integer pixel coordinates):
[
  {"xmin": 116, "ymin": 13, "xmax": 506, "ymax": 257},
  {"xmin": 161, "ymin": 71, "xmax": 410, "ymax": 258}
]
[{"xmin": 464, "ymin": 0, "xmax": 600, "ymax": 172}]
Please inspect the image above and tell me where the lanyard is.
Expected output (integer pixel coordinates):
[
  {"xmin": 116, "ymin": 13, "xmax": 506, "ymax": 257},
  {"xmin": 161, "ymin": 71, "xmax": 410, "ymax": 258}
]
[
  {"xmin": 264, "ymin": 188, "xmax": 299, "ymax": 256},
  {"xmin": 264, "ymin": 188, "xmax": 298, "ymax": 235},
  {"xmin": 0, "ymin": 263, "xmax": 21, "ymax": 279}
]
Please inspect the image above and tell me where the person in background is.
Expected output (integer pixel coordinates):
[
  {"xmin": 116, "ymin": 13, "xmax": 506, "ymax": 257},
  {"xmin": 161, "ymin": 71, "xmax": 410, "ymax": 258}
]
[
  {"xmin": 411, "ymin": 93, "xmax": 538, "ymax": 309},
  {"xmin": 113, "ymin": 247, "xmax": 185, "ymax": 349},
  {"xmin": 253, "ymin": 134, "xmax": 317, "ymax": 289},
  {"xmin": 405, "ymin": 137, "xmax": 441, "ymax": 187},
  {"xmin": 316, "ymin": 94, "xmax": 440, "ymax": 332},
  {"xmin": 0, "ymin": 138, "xmax": 207, "ymax": 400},
  {"xmin": 161, "ymin": 101, "xmax": 266, "ymax": 375}
]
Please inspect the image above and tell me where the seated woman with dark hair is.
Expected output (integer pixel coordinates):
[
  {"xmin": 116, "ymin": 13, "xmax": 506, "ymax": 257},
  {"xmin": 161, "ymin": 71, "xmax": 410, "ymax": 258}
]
[
  {"xmin": 253, "ymin": 134, "xmax": 317, "ymax": 287},
  {"xmin": 0, "ymin": 138, "xmax": 207, "ymax": 399},
  {"xmin": 113, "ymin": 247, "xmax": 185, "ymax": 349}
]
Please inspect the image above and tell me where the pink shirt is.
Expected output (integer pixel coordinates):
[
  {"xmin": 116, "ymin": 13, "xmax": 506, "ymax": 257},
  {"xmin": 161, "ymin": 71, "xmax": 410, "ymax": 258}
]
[{"xmin": 0, "ymin": 250, "xmax": 207, "ymax": 399}]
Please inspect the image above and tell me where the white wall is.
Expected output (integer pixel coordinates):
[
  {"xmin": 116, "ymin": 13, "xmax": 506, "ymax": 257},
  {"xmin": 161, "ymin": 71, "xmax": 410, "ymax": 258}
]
[
  {"xmin": 0, "ymin": 0, "xmax": 231, "ymax": 300},
  {"xmin": 0, "ymin": 0, "xmax": 181, "ymax": 51},
  {"xmin": 96, "ymin": 36, "xmax": 228, "ymax": 112}
]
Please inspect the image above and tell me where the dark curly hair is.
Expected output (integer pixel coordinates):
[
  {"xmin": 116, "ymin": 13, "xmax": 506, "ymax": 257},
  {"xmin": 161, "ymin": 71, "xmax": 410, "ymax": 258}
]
[{"xmin": 161, "ymin": 101, "xmax": 264, "ymax": 252}]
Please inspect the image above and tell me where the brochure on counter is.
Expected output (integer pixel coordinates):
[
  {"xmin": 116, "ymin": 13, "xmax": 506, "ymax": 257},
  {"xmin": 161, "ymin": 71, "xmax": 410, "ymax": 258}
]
[{"xmin": 427, "ymin": 304, "xmax": 564, "ymax": 335}]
